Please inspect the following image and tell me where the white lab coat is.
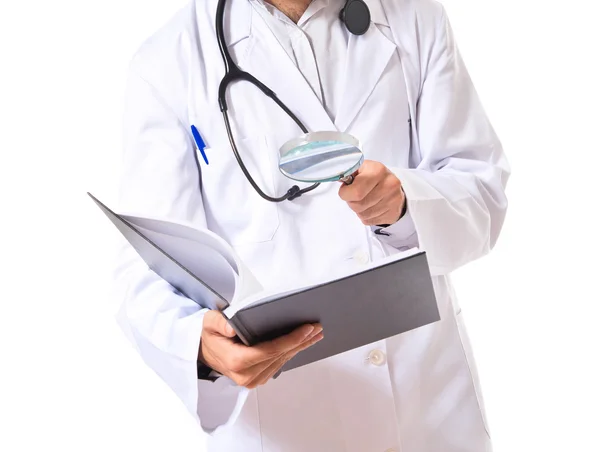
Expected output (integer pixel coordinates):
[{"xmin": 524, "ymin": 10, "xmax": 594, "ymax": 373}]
[{"xmin": 113, "ymin": 0, "xmax": 510, "ymax": 450}]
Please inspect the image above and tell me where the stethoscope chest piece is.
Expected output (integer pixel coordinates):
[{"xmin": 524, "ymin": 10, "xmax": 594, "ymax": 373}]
[{"xmin": 340, "ymin": 0, "xmax": 371, "ymax": 36}]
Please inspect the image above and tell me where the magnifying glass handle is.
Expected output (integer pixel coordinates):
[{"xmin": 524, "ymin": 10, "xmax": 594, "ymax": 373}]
[{"xmin": 340, "ymin": 175, "xmax": 355, "ymax": 185}]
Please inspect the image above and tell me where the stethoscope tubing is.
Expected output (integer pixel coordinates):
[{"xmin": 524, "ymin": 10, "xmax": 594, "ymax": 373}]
[{"xmin": 214, "ymin": 0, "xmax": 321, "ymax": 202}]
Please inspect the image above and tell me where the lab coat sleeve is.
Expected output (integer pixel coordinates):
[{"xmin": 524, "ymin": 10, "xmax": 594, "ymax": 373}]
[
  {"xmin": 112, "ymin": 65, "xmax": 248, "ymax": 432},
  {"xmin": 376, "ymin": 6, "xmax": 510, "ymax": 274}
]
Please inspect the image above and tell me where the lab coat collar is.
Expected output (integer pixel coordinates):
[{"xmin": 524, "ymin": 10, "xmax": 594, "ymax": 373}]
[
  {"xmin": 364, "ymin": 0, "xmax": 389, "ymax": 27},
  {"xmin": 217, "ymin": 0, "xmax": 395, "ymax": 133},
  {"xmin": 224, "ymin": 0, "xmax": 389, "ymax": 45},
  {"xmin": 223, "ymin": 0, "xmax": 254, "ymax": 47},
  {"xmin": 240, "ymin": 5, "xmax": 338, "ymax": 132},
  {"xmin": 334, "ymin": 0, "xmax": 395, "ymax": 131}
]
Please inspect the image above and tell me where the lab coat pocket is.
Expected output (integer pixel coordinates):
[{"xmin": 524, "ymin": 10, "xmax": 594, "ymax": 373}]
[
  {"xmin": 199, "ymin": 135, "xmax": 280, "ymax": 245},
  {"xmin": 455, "ymin": 311, "xmax": 491, "ymax": 438}
]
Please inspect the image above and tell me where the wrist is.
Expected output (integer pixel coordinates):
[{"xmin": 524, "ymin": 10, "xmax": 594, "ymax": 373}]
[
  {"xmin": 197, "ymin": 344, "xmax": 221, "ymax": 381},
  {"xmin": 197, "ymin": 339, "xmax": 218, "ymax": 381}
]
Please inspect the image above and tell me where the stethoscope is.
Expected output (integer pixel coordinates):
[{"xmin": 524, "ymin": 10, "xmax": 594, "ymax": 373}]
[{"xmin": 214, "ymin": 0, "xmax": 372, "ymax": 203}]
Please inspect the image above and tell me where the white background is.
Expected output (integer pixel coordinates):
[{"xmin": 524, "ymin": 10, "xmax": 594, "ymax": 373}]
[{"xmin": 1, "ymin": 0, "xmax": 599, "ymax": 451}]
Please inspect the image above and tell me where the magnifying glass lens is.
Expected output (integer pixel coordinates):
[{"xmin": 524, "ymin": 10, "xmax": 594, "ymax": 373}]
[{"xmin": 279, "ymin": 132, "xmax": 364, "ymax": 183}]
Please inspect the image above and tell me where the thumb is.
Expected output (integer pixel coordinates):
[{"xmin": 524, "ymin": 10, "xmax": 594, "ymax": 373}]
[{"xmin": 205, "ymin": 310, "xmax": 237, "ymax": 338}]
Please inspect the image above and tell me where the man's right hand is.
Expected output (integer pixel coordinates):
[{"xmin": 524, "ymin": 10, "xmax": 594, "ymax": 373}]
[{"xmin": 198, "ymin": 310, "xmax": 324, "ymax": 389}]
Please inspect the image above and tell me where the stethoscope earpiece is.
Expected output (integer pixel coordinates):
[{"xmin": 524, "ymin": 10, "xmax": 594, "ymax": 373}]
[{"xmin": 339, "ymin": 0, "xmax": 371, "ymax": 36}]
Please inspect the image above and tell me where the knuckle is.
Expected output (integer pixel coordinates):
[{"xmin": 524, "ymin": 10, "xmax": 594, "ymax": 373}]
[
  {"xmin": 258, "ymin": 342, "xmax": 279, "ymax": 358},
  {"xmin": 340, "ymin": 192, "xmax": 352, "ymax": 203},
  {"xmin": 241, "ymin": 377, "xmax": 255, "ymax": 388},
  {"xmin": 203, "ymin": 310, "xmax": 217, "ymax": 329},
  {"xmin": 349, "ymin": 201, "xmax": 362, "ymax": 213},
  {"xmin": 355, "ymin": 187, "xmax": 368, "ymax": 201}
]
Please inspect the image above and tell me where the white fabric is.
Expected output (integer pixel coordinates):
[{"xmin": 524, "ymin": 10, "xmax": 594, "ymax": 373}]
[
  {"xmin": 250, "ymin": 0, "xmax": 348, "ymax": 122},
  {"xmin": 112, "ymin": 0, "xmax": 510, "ymax": 450}
]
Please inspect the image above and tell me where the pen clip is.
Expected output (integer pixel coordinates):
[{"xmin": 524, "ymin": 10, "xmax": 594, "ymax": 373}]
[{"xmin": 191, "ymin": 125, "xmax": 209, "ymax": 165}]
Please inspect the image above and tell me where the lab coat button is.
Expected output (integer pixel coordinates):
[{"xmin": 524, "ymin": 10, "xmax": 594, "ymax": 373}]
[
  {"xmin": 367, "ymin": 349, "xmax": 387, "ymax": 366},
  {"xmin": 353, "ymin": 250, "xmax": 369, "ymax": 265}
]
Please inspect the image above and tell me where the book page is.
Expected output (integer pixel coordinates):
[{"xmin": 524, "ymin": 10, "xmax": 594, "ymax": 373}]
[
  {"xmin": 230, "ymin": 259, "xmax": 264, "ymax": 306},
  {"xmin": 122, "ymin": 215, "xmax": 240, "ymax": 303},
  {"xmin": 224, "ymin": 282, "xmax": 318, "ymax": 319}
]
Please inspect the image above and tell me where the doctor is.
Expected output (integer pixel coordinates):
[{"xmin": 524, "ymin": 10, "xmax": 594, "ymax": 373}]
[{"xmin": 113, "ymin": 0, "xmax": 510, "ymax": 450}]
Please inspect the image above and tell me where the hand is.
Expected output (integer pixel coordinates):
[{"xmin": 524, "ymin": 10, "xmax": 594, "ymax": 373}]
[
  {"xmin": 339, "ymin": 160, "xmax": 406, "ymax": 226},
  {"xmin": 198, "ymin": 310, "xmax": 324, "ymax": 389}
]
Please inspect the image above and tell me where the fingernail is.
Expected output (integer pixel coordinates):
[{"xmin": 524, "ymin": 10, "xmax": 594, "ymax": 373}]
[
  {"xmin": 302, "ymin": 325, "xmax": 315, "ymax": 339},
  {"xmin": 308, "ymin": 327, "xmax": 323, "ymax": 339}
]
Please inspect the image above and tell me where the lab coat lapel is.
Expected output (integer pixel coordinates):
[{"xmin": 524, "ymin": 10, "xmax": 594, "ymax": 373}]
[
  {"xmin": 237, "ymin": 6, "xmax": 337, "ymax": 133},
  {"xmin": 334, "ymin": 22, "xmax": 396, "ymax": 132}
]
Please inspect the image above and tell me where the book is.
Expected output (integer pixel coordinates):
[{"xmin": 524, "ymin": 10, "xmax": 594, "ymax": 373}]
[{"xmin": 89, "ymin": 193, "xmax": 440, "ymax": 372}]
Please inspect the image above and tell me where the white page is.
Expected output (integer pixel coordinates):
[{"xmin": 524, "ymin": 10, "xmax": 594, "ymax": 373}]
[
  {"xmin": 122, "ymin": 215, "xmax": 240, "ymax": 303},
  {"xmin": 123, "ymin": 215, "xmax": 240, "ymax": 273},
  {"xmin": 224, "ymin": 282, "xmax": 318, "ymax": 319},
  {"xmin": 231, "ymin": 258, "xmax": 264, "ymax": 306}
]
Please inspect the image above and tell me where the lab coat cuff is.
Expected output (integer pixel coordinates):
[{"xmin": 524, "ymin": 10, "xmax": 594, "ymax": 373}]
[{"xmin": 373, "ymin": 207, "xmax": 416, "ymax": 239}]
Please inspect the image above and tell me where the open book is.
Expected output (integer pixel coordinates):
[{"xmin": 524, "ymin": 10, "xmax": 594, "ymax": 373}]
[{"xmin": 89, "ymin": 193, "xmax": 440, "ymax": 372}]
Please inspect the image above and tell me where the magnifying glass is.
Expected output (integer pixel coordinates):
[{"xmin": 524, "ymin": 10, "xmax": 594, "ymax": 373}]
[{"xmin": 278, "ymin": 131, "xmax": 364, "ymax": 185}]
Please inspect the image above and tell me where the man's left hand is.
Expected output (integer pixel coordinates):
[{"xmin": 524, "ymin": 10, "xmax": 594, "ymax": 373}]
[{"xmin": 338, "ymin": 160, "xmax": 406, "ymax": 226}]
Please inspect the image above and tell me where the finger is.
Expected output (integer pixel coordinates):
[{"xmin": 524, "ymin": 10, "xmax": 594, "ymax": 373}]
[
  {"xmin": 338, "ymin": 163, "xmax": 383, "ymax": 202},
  {"xmin": 204, "ymin": 310, "xmax": 237, "ymax": 338},
  {"xmin": 362, "ymin": 187, "xmax": 405, "ymax": 225},
  {"xmin": 228, "ymin": 328, "xmax": 324, "ymax": 387},
  {"xmin": 245, "ymin": 355, "xmax": 289, "ymax": 388},
  {"xmin": 242, "ymin": 326, "xmax": 324, "ymax": 376},
  {"xmin": 203, "ymin": 325, "xmax": 323, "ymax": 378},
  {"xmin": 286, "ymin": 331, "xmax": 325, "ymax": 357},
  {"xmin": 363, "ymin": 210, "xmax": 393, "ymax": 226},
  {"xmin": 360, "ymin": 206, "xmax": 391, "ymax": 225},
  {"xmin": 249, "ymin": 332, "xmax": 325, "ymax": 388},
  {"xmin": 347, "ymin": 188, "xmax": 384, "ymax": 214},
  {"xmin": 253, "ymin": 323, "xmax": 322, "ymax": 355},
  {"xmin": 227, "ymin": 324, "xmax": 322, "ymax": 369},
  {"xmin": 339, "ymin": 175, "xmax": 379, "ymax": 203},
  {"xmin": 352, "ymin": 188, "xmax": 392, "ymax": 220}
]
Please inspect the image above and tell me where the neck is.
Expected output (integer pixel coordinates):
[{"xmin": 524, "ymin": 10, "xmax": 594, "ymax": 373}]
[{"xmin": 265, "ymin": 0, "xmax": 312, "ymax": 23}]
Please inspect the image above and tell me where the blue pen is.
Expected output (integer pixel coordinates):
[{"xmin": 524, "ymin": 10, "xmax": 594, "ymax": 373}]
[{"xmin": 191, "ymin": 125, "xmax": 209, "ymax": 165}]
